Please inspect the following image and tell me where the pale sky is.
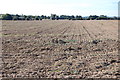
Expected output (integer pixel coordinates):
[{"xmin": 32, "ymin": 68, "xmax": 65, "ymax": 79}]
[{"xmin": 0, "ymin": 0, "xmax": 119, "ymax": 16}]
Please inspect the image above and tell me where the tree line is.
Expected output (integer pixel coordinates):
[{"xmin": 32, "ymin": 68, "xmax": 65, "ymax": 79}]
[{"xmin": 0, "ymin": 13, "xmax": 119, "ymax": 20}]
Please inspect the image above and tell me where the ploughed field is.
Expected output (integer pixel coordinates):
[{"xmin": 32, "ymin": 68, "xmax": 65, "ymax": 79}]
[{"xmin": 1, "ymin": 20, "xmax": 119, "ymax": 78}]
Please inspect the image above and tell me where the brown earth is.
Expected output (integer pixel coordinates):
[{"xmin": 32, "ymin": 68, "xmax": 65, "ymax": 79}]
[{"xmin": 1, "ymin": 20, "xmax": 119, "ymax": 78}]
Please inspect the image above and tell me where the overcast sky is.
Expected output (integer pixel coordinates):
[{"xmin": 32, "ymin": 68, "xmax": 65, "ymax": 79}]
[{"xmin": 0, "ymin": 0, "xmax": 119, "ymax": 16}]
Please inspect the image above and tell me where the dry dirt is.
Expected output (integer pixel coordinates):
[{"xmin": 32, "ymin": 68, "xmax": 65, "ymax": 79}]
[{"xmin": 1, "ymin": 20, "xmax": 120, "ymax": 78}]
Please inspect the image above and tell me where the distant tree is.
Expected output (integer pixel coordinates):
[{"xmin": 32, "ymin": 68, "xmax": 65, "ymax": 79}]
[
  {"xmin": 1, "ymin": 13, "xmax": 118, "ymax": 20},
  {"xmin": 44, "ymin": 16, "xmax": 47, "ymax": 19},
  {"xmin": 56, "ymin": 16, "xmax": 59, "ymax": 20},
  {"xmin": 25, "ymin": 15, "xmax": 33, "ymax": 20},
  {"xmin": 47, "ymin": 16, "xmax": 50, "ymax": 19},
  {"xmin": 25, "ymin": 16, "xmax": 30, "ymax": 20},
  {"xmin": 34, "ymin": 16, "xmax": 40, "ymax": 20},
  {"xmin": 38, "ymin": 16, "xmax": 42, "ymax": 20},
  {"xmin": 13, "ymin": 16, "xmax": 19, "ymax": 20},
  {"xmin": 113, "ymin": 16, "xmax": 118, "ymax": 20},
  {"xmin": 51, "ymin": 14, "xmax": 57, "ymax": 20},
  {"xmin": 2, "ymin": 14, "xmax": 13, "ymax": 20},
  {"xmin": 88, "ymin": 15, "xmax": 99, "ymax": 20},
  {"xmin": 59, "ymin": 15, "xmax": 72, "ymax": 20},
  {"xmin": 98, "ymin": 15, "xmax": 107, "ymax": 20},
  {"xmin": 68, "ymin": 16, "xmax": 71, "ymax": 20},
  {"xmin": 23, "ymin": 15, "xmax": 27, "ymax": 20},
  {"xmin": 40, "ymin": 18, "xmax": 42, "ymax": 20},
  {"xmin": 71, "ymin": 15, "xmax": 75, "ymax": 20},
  {"xmin": 59, "ymin": 15, "xmax": 65, "ymax": 19},
  {"xmin": 41, "ymin": 15, "xmax": 46, "ymax": 19},
  {"xmin": 16, "ymin": 14, "xmax": 20, "ymax": 17},
  {"xmin": 12, "ymin": 14, "xmax": 20, "ymax": 20},
  {"xmin": 76, "ymin": 15, "xmax": 83, "ymax": 20}
]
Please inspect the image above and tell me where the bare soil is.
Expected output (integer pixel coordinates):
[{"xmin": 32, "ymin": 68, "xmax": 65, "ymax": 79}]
[{"xmin": 1, "ymin": 20, "xmax": 119, "ymax": 78}]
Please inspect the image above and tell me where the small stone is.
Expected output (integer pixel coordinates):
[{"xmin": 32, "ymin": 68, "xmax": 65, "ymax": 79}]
[
  {"xmin": 96, "ymin": 65, "xmax": 102, "ymax": 69},
  {"xmin": 110, "ymin": 60, "xmax": 117, "ymax": 63}
]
